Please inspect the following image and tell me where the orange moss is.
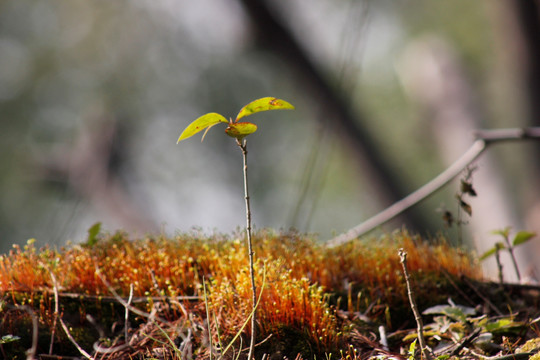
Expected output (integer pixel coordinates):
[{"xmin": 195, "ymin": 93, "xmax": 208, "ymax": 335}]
[
  {"xmin": 207, "ymin": 259, "xmax": 339, "ymax": 352},
  {"xmin": 0, "ymin": 229, "xmax": 480, "ymax": 297},
  {"xmin": 0, "ymin": 228, "xmax": 481, "ymax": 357}
]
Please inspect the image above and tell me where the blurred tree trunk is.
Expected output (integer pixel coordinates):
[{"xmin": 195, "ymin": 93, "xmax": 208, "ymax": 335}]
[
  {"xmin": 38, "ymin": 118, "xmax": 158, "ymax": 235},
  {"xmin": 397, "ymin": 36, "xmax": 524, "ymax": 282},
  {"xmin": 512, "ymin": 0, "xmax": 540, "ymax": 131},
  {"xmin": 236, "ymin": 0, "xmax": 431, "ymax": 234},
  {"xmin": 498, "ymin": 0, "xmax": 540, "ymax": 282}
]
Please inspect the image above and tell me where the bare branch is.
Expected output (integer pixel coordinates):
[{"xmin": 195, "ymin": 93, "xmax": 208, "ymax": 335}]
[{"xmin": 327, "ymin": 127, "xmax": 540, "ymax": 247}]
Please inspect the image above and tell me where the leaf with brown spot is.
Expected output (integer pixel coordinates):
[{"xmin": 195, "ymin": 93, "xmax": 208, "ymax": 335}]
[
  {"xmin": 225, "ymin": 122, "xmax": 258, "ymax": 140},
  {"xmin": 235, "ymin": 97, "xmax": 294, "ymax": 122}
]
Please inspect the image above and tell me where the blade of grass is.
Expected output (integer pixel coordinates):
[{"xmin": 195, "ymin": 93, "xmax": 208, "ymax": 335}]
[
  {"xmin": 221, "ymin": 264, "xmax": 267, "ymax": 358},
  {"xmin": 148, "ymin": 321, "xmax": 184, "ymax": 360}
]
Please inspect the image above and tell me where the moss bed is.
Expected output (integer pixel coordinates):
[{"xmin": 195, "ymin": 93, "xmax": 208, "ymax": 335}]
[{"xmin": 1, "ymin": 229, "xmax": 539, "ymax": 359}]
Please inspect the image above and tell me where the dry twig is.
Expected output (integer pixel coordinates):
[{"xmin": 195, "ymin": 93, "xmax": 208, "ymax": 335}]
[
  {"xmin": 44, "ymin": 263, "xmax": 94, "ymax": 359},
  {"xmin": 399, "ymin": 249, "xmax": 433, "ymax": 360}
]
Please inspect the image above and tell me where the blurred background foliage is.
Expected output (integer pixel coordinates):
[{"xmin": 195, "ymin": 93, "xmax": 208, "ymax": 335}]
[{"xmin": 1, "ymin": 0, "xmax": 539, "ymax": 279}]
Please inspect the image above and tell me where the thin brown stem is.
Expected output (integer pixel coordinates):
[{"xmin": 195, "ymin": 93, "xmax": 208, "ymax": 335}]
[
  {"xmin": 237, "ymin": 138, "xmax": 257, "ymax": 360},
  {"xmin": 399, "ymin": 249, "xmax": 433, "ymax": 360},
  {"xmin": 495, "ymin": 248, "xmax": 504, "ymax": 285},
  {"xmin": 502, "ymin": 234, "xmax": 522, "ymax": 282}
]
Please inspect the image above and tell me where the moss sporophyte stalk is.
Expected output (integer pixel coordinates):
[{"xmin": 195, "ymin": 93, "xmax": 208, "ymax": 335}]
[{"xmin": 176, "ymin": 97, "xmax": 295, "ymax": 360}]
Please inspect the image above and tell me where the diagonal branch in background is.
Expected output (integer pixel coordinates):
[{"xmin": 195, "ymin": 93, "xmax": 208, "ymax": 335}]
[
  {"xmin": 327, "ymin": 127, "xmax": 540, "ymax": 247},
  {"xmin": 236, "ymin": 0, "xmax": 428, "ymax": 232}
]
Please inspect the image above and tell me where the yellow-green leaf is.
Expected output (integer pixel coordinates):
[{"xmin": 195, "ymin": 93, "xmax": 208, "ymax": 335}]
[
  {"xmin": 235, "ymin": 97, "xmax": 294, "ymax": 121},
  {"xmin": 513, "ymin": 231, "xmax": 536, "ymax": 246},
  {"xmin": 86, "ymin": 222, "xmax": 102, "ymax": 247},
  {"xmin": 177, "ymin": 113, "xmax": 228, "ymax": 143},
  {"xmin": 225, "ymin": 122, "xmax": 257, "ymax": 139},
  {"xmin": 479, "ymin": 242, "xmax": 506, "ymax": 261}
]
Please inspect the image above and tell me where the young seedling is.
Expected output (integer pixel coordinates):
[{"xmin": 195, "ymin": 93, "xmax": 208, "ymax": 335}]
[
  {"xmin": 480, "ymin": 227, "xmax": 536, "ymax": 283},
  {"xmin": 177, "ymin": 97, "xmax": 294, "ymax": 359}
]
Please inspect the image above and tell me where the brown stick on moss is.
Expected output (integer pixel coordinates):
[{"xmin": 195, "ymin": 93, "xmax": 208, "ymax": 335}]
[{"xmin": 398, "ymin": 249, "xmax": 433, "ymax": 360}]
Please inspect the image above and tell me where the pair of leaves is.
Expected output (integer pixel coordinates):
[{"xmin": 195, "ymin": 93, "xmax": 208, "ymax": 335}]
[
  {"xmin": 177, "ymin": 97, "xmax": 294, "ymax": 143},
  {"xmin": 479, "ymin": 228, "xmax": 536, "ymax": 261}
]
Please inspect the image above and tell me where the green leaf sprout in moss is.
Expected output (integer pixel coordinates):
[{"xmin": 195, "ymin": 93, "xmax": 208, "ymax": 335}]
[{"xmin": 480, "ymin": 227, "xmax": 536, "ymax": 283}]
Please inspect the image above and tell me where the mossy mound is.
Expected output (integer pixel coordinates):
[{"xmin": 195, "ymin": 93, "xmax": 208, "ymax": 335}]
[{"xmin": 3, "ymin": 229, "xmax": 537, "ymax": 359}]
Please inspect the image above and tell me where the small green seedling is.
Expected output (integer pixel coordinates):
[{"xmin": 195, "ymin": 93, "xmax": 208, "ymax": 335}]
[
  {"xmin": 480, "ymin": 227, "xmax": 536, "ymax": 283},
  {"xmin": 177, "ymin": 97, "xmax": 294, "ymax": 143},
  {"xmin": 177, "ymin": 97, "xmax": 294, "ymax": 360}
]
